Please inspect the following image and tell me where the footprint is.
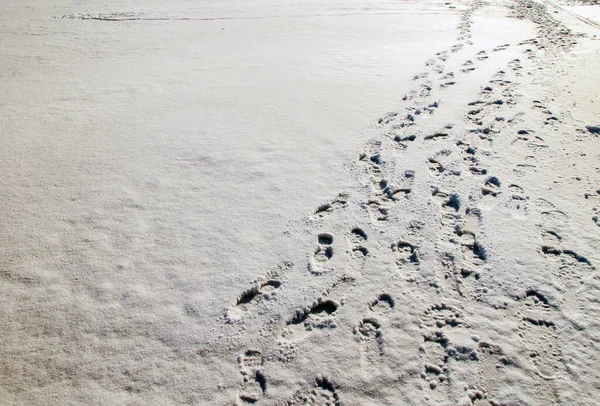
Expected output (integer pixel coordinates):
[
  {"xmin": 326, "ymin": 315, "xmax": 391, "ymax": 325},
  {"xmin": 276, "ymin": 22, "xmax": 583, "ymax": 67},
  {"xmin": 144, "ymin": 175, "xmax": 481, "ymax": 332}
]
[
  {"xmin": 413, "ymin": 71, "xmax": 430, "ymax": 81},
  {"xmin": 468, "ymin": 100, "xmax": 485, "ymax": 106},
  {"xmin": 424, "ymin": 132, "xmax": 449, "ymax": 141},
  {"xmin": 482, "ymin": 176, "xmax": 501, "ymax": 197},
  {"xmin": 429, "ymin": 150, "xmax": 460, "ymax": 179},
  {"xmin": 240, "ymin": 349, "xmax": 264, "ymax": 370},
  {"xmin": 390, "ymin": 133, "xmax": 417, "ymax": 150},
  {"xmin": 288, "ymin": 376, "xmax": 340, "ymax": 406},
  {"xmin": 540, "ymin": 246, "xmax": 595, "ymax": 287},
  {"xmin": 237, "ymin": 350, "xmax": 267, "ymax": 404},
  {"xmin": 470, "ymin": 341, "xmax": 512, "ymax": 403},
  {"xmin": 419, "ymin": 82, "xmax": 433, "ymax": 98},
  {"xmin": 276, "ymin": 276, "xmax": 352, "ymax": 362},
  {"xmin": 351, "ymin": 227, "xmax": 368, "ymax": 241},
  {"xmin": 377, "ymin": 111, "xmax": 398, "ymax": 126},
  {"xmin": 535, "ymin": 199, "xmax": 569, "ymax": 226},
  {"xmin": 366, "ymin": 199, "xmax": 390, "ymax": 222},
  {"xmin": 392, "ymin": 240, "xmax": 419, "ymax": 265},
  {"xmin": 354, "ymin": 318, "xmax": 385, "ymax": 358},
  {"xmin": 367, "ymin": 170, "xmax": 414, "ymax": 222},
  {"xmin": 516, "ymin": 291, "xmax": 564, "ymax": 379},
  {"xmin": 318, "ymin": 233, "xmax": 334, "ymax": 245},
  {"xmin": 313, "ymin": 193, "xmax": 349, "ymax": 218},
  {"xmin": 228, "ymin": 279, "xmax": 283, "ymax": 319},
  {"xmin": 314, "ymin": 246, "xmax": 333, "ymax": 262},
  {"xmin": 421, "ymin": 303, "xmax": 464, "ymax": 329},
  {"xmin": 428, "ymin": 158, "xmax": 445, "ymax": 176},
  {"xmin": 310, "ymin": 233, "xmax": 334, "ymax": 275},
  {"xmin": 426, "ymin": 100, "xmax": 440, "ymax": 112},
  {"xmin": 276, "ymin": 299, "xmax": 340, "ymax": 360},
  {"xmin": 461, "ymin": 237, "xmax": 487, "ymax": 267},
  {"xmin": 520, "ymin": 317, "xmax": 563, "ymax": 378},
  {"xmin": 419, "ymin": 326, "xmax": 478, "ymax": 392},
  {"xmin": 281, "ymin": 298, "xmax": 340, "ymax": 340},
  {"xmin": 508, "ymin": 184, "xmax": 528, "ymax": 211},
  {"xmin": 355, "ymin": 318, "xmax": 383, "ymax": 340},
  {"xmin": 487, "ymin": 98, "xmax": 505, "ymax": 107},
  {"xmin": 431, "ymin": 63, "xmax": 445, "ymax": 74},
  {"xmin": 541, "ymin": 229, "xmax": 562, "ymax": 246},
  {"xmin": 440, "ymin": 81, "xmax": 457, "ymax": 88},
  {"xmin": 508, "ymin": 58, "xmax": 524, "ymax": 75},
  {"xmin": 393, "ymin": 219, "xmax": 425, "ymax": 267},
  {"xmin": 433, "ymin": 188, "xmax": 460, "ymax": 212},
  {"xmin": 451, "ymin": 43, "xmax": 464, "ymax": 53},
  {"xmin": 359, "ymin": 140, "xmax": 385, "ymax": 180},
  {"xmin": 432, "ymin": 189, "xmax": 461, "ymax": 238},
  {"xmin": 437, "ymin": 253, "xmax": 483, "ymax": 300},
  {"xmin": 457, "ymin": 209, "xmax": 487, "ymax": 266},
  {"xmin": 534, "ymin": 197, "xmax": 556, "ymax": 211},
  {"xmin": 508, "ymin": 184, "xmax": 524, "ymax": 194},
  {"xmin": 381, "ymin": 170, "xmax": 415, "ymax": 201},
  {"xmin": 540, "ymin": 209, "xmax": 568, "ymax": 226},
  {"xmin": 349, "ymin": 227, "xmax": 369, "ymax": 257},
  {"xmin": 369, "ymin": 293, "xmax": 395, "ymax": 315},
  {"xmin": 467, "ymin": 108, "xmax": 483, "ymax": 126},
  {"xmin": 457, "ymin": 141, "xmax": 488, "ymax": 175}
]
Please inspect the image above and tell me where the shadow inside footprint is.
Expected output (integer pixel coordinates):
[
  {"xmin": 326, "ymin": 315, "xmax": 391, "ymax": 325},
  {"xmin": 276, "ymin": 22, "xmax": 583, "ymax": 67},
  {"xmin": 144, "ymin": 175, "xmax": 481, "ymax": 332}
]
[
  {"xmin": 318, "ymin": 233, "xmax": 334, "ymax": 245},
  {"xmin": 290, "ymin": 300, "xmax": 338, "ymax": 325},
  {"xmin": 369, "ymin": 294, "xmax": 395, "ymax": 314}
]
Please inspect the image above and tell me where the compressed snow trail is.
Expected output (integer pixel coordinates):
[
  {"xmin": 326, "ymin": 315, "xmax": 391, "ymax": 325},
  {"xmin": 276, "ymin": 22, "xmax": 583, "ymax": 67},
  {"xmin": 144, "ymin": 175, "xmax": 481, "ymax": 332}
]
[{"xmin": 2, "ymin": 0, "xmax": 600, "ymax": 405}]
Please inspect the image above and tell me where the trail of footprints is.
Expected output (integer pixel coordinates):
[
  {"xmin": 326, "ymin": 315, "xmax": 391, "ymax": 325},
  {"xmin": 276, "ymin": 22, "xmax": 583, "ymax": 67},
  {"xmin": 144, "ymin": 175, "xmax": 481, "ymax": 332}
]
[{"xmin": 226, "ymin": 1, "xmax": 598, "ymax": 402}]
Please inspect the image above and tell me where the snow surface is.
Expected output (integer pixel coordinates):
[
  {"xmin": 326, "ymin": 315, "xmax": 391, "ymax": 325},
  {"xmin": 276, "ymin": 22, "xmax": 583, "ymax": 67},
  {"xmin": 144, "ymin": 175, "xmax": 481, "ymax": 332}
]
[{"xmin": 2, "ymin": 0, "xmax": 600, "ymax": 405}]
